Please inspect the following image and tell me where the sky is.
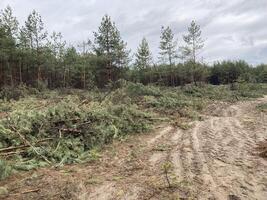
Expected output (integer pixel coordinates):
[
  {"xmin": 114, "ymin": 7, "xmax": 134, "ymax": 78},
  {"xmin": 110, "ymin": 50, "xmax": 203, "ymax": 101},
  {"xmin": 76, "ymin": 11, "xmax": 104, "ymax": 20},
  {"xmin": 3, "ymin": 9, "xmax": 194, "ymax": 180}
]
[{"xmin": 0, "ymin": 0, "xmax": 267, "ymax": 65}]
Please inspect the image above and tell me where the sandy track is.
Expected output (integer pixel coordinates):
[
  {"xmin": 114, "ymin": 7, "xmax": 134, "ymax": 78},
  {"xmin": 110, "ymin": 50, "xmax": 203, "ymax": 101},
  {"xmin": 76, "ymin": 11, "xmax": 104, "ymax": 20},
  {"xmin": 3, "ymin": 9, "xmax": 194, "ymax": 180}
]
[
  {"xmin": 169, "ymin": 96, "xmax": 267, "ymax": 200},
  {"xmin": 1, "ymin": 97, "xmax": 267, "ymax": 200}
]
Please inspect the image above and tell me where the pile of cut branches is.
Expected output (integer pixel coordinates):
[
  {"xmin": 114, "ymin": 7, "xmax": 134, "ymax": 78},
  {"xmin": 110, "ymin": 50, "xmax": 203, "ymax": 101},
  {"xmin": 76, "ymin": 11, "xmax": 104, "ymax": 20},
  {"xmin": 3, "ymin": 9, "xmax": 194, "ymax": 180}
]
[{"xmin": 0, "ymin": 95, "xmax": 153, "ymax": 171}]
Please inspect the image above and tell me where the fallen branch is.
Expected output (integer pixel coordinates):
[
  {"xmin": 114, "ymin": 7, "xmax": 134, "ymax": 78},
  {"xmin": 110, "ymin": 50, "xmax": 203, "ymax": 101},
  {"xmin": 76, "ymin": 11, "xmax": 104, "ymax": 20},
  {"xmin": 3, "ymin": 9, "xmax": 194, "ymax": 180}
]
[
  {"xmin": 0, "ymin": 144, "xmax": 29, "ymax": 153},
  {"xmin": 78, "ymin": 99, "xmax": 90, "ymax": 106},
  {"xmin": 0, "ymin": 150, "xmax": 27, "ymax": 157},
  {"xmin": 10, "ymin": 189, "xmax": 40, "ymax": 196},
  {"xmin": 54, "ymin": 117, "xmax": 80, "ymax": 125},
  {"xmin": 76, "ymin": 120, "xmax": 91, "ymax": 127},
  {"xmin": 9, "ymin": 125, "xmax": 51, "ymax": 164},
  {"xmin": 22, "ymin": 189, "xmax": 40, "ymax": 194},
  {"xmin": 53, "ymin": 129, "xmax": 62, "ymax": 154},
  {"xmin": 0, "ymin": 138, "xmax": 53, "ymax": 153},
  {"xmin": 60, "ymin": 128, "xmax": 82, "ymax": 134}
]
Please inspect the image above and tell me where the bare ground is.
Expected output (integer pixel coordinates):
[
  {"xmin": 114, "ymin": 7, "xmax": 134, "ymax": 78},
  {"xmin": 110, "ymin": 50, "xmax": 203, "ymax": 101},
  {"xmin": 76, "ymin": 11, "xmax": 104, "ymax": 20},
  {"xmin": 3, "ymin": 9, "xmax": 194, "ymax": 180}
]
[{"xmin": 1, "ymin": 96, "xmax": 267, "ymax": 200}]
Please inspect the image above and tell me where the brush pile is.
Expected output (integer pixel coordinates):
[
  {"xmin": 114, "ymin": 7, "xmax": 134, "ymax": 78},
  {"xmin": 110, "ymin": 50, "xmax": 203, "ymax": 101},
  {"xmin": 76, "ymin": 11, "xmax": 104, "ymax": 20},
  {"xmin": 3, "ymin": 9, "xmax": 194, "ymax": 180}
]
[{"xmin": 0, "ymin": 94, "xmax": 153, "ymax": 170}]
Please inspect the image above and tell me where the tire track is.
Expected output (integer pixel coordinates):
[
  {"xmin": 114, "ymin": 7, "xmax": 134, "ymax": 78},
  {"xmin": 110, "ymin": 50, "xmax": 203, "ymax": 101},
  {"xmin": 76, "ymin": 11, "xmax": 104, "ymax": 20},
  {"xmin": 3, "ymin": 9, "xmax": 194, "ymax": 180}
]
[
  {"xmin": 170, "ymin": 96, "xmax": 267, "ymax": 199},
  {"xmin": 191, "ymin": 122, "xmax": 227, "ymax": 199}
]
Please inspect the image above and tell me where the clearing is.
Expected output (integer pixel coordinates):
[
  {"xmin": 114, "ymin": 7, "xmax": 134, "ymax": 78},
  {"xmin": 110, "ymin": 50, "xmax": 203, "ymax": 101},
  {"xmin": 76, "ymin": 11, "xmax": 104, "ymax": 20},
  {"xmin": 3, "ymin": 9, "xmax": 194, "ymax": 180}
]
[{"xmin": 1, "ymin": 96, "xmax": 267, "ymax": 200}]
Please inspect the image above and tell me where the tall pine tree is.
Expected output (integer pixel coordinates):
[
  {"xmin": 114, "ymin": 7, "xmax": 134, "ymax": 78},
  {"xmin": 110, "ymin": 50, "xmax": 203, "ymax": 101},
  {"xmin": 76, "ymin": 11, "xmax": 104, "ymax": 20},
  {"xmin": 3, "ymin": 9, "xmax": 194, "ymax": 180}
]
[
  {"xmin": 93, "ymin": 15, "xmax": 129, "ymax": 85},
  {"xmin": 19, "ymin": 10, "xmax": 48, "ymax": 85},
  {"xmin": 159, "ymin": 26, "xmax": 178, "ymax": 66},
  {"xmin": 181, "ymin": 20, "xmax": 205, "ymax": 85},
  {"xmin": 0, "ymin": 6, "xmax": 18, "ymax": 86},
  {"xmin": 0, "ymin": 6, "xmax": 18, "ymax": 40},
  {"xmin": 180, "ymin": 20, "xmax": 204, "ymax": 63}
]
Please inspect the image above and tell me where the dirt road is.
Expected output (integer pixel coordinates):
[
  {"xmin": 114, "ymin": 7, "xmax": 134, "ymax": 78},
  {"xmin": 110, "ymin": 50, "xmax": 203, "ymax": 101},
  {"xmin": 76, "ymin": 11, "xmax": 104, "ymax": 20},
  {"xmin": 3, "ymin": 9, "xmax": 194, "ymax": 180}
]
[{"xmin": 1, "ymin": 96, "xmax": 267, "ymax": 200}]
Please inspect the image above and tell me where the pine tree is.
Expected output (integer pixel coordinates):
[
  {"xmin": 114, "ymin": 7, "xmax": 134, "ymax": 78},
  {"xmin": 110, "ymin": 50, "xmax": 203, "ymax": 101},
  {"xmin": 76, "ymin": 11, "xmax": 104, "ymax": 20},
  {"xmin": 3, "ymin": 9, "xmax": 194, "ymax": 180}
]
[
  {"xmin": 63, "ymin": 47, "xmax": 78, "ymax": 87},
  {"xmin": 113, "ymin": 39, "xmax": 130, "ymax": 69},
  {"xmin": 135, "ymin": 38, "xmax": 152, "ymax": 70},
  {"xmin": 20, "ymin": 10, "xmax": 47, "ymax": 50},
  {"xmin": 0, "ymin": 26, "xmax": 16, "ymax": 86},
  {"xmin": 0, "ymin": 6, "xmax": 19, "ymax": 40},
  {"xmin": 93, "ymin": 15, "xmax": 129, "ymax": 65},
  {"xmin": 93, "ymin": 14, "xmax": 129, "ymax": 83},
  {"xmin": 181, "ymin": 20, "xmax": 204, "ymax": 63},
  {"xmin": 77, "ymin": 39, "xmax": 92, "ymax": 89},
  {"xmin": 19, "ymin": 10, "xmax": 48, "ymax": 85},
  {"xmin": 159, "ymin": 26, "xmax": 178, "ymax": 66},
  {"xmin": 0, "ymin": 6, "xmax": 18, "ymax": 86},
  {"xmin": 48, "ymin": 32, "xmax": 66, "ymax": 60},
  {"xmin": 46, "ymin": 32, "xmax": 67, "ymax": 87}
]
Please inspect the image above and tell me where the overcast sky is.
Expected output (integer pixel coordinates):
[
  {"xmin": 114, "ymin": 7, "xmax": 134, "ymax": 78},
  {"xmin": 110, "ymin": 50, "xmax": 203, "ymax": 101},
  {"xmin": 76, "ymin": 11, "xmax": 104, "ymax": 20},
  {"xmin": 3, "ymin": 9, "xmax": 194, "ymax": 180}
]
[{"xmin": 1, "ymin": 0, "xmax": 267, "ymax": 65}]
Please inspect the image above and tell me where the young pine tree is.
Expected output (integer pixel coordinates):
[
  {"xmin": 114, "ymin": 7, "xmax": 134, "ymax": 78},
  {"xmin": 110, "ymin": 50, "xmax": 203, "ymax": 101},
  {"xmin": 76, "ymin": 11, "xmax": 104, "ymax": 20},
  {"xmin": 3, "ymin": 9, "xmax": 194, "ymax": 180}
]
[
  {"xmin": 159, "ymin": 26, "xmax": 178, "ymax": 66},
  {"xmin": 135, "ymin": 38, "xmax": 152, "ymax": 70},
  {"xmin": 46, "ymin": 32, "xmax": 67, "ymax": 87},
  {"xmin": 181, "ymin": 20, "xmax": 204, "ymax": 64}
]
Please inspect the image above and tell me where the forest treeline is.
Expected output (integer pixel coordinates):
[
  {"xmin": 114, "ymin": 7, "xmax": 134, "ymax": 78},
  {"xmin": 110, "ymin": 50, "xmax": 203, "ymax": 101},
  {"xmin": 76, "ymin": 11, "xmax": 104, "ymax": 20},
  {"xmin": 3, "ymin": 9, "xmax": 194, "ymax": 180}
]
[{"xmin": 0, "ymin": 6, "xmax": 266, "ymax": 89}]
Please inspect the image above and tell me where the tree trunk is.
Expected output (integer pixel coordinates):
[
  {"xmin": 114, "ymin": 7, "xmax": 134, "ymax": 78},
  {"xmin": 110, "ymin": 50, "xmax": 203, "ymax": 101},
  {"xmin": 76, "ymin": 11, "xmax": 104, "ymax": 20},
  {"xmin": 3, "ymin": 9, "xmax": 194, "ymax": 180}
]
[
  {"xmin": 63, "ymin": 67, "xmax": 66, "ymax": 88},
  {"xmin": 37, "ymin": 65, "xmax": 41, "ymax": 86},
  {"xmin": 83, "ymin": 67, "xmax": 86, "ymax": 89},
  {"xmin": 19, "ymin": 58, "xmax": 23, "ymax": 84},
  {"xmin": 8, "ymin": 61, "xmax": 13, "ymax": 87},
  {"xmin": 0, "ymin": 60, "xmax": 3, "ymax": 87}
]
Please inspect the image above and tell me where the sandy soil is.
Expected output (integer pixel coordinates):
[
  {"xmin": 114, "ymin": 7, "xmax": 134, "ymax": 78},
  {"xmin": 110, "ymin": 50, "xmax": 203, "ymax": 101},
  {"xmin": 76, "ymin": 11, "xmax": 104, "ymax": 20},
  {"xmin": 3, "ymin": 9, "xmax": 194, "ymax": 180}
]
[{"xmin": 1, "ymin": 96, "xmax": 267, "ymax": 200}]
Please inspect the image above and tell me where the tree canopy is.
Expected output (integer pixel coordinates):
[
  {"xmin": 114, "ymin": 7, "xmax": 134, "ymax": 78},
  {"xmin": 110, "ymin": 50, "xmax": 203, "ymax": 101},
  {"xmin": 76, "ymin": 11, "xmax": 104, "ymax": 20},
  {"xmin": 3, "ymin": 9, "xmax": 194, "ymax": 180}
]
[{"xmin": 0, "ymin": 6, "xmax": 266, "ymax": 89}]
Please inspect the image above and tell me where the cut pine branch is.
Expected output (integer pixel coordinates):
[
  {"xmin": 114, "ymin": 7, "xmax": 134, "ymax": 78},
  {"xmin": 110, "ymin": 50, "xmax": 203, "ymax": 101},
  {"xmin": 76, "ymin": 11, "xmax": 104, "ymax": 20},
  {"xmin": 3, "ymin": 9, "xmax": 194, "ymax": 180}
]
[
  {"xmin": 9, "ymin": 125, "xmax": 52, "ymax": 164},
  {"xmin": 0, "ymin": 138, "xmax": 53, "ymax": 153}
]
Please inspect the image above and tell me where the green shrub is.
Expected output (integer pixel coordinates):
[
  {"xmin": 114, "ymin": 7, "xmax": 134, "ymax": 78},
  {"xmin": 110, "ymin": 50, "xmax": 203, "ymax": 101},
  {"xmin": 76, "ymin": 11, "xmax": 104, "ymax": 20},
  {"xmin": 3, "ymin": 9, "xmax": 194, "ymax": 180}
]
[
  {"xmin": 236, "ymin": 83, "xmax": 267, "ymax": 98},
  {"xmin": 257, "ymin": 103, "xmax": 267, "ymax": 112},
  {"xmin": 126, "ymin": 82, "xmax": 162, "ymax": 97},
  {"xmin": 0, "ymin": 84, "xmax": 39, "ymax": 100},
  {"xmin": 145, "ymin": 96, "xmax": 189, "ymax": 109},
  {"xmin": 182, "ymin": 84, "xmax": 233, "ymax": 100}
]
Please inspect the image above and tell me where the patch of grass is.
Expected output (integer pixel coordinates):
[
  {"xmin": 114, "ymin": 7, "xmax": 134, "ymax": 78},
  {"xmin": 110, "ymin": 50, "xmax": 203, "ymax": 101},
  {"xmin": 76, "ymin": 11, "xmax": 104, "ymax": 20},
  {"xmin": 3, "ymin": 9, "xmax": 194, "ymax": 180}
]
[
  {"xmin": 182, "ymin": 84, "xmax": 234, "ymax": 100},
  {"xmin": 126, "ymin": 82, "xmax": 162, "ymax": 97},
  {"xmin": 153, "ymin": 144, "xmax": 172, "ymax": 152},
  {"xmin": 0, "ymin": 186, "xmax": 9, "ymax": 196},
  {"xmin": 235, "ymin": 83, "xmax": 267, "ymax": 98},
  {"xmin": 172, "ymin": 120, "xmax": 192, "ymax": 130},
  {"xmin": 85, "ymin": 177, "xmax": 102, "ymax": 185},
  {"xmin": 111, "ymin": 176, "xmax": 124, "ymax": 181},
  {"xmin": 257, "ymin": 103, "xmax": 267, "ymax": 112},
  {"xmin": 161, "ymin": 161, "xmax": 174, "ymax": 188}
]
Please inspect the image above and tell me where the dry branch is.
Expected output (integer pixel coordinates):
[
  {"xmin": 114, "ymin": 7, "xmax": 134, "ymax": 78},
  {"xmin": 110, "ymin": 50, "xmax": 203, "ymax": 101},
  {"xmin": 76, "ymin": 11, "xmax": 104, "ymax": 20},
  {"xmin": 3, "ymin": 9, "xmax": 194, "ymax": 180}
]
[
  {"xmin": 9, "ymin": 126, "xmax": 52, "ymax": 164},
  {"xmin": 0, "ymin": 138, "xmax": 53, "ymax": 153},
  {"xmin": 10, "ymin": 189, "xmax": 40, "ymax": 196}
]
